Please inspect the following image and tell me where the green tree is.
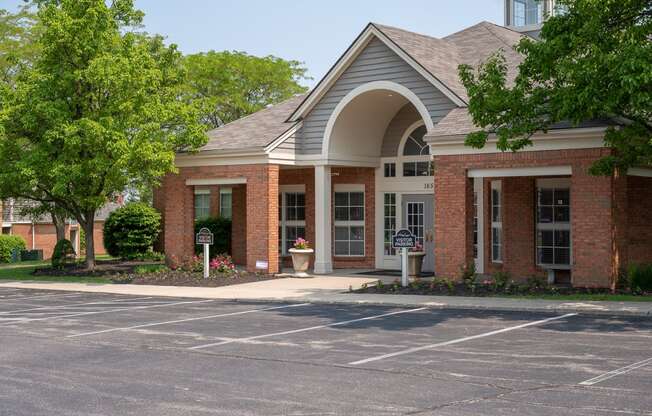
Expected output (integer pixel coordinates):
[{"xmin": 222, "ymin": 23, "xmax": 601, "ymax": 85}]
[
  {"xmin": 459, "ymin": 0, "xmax": 652, "ymax": 175},
  {"xmin": 0, "ymin": 0, "xmax": 207, "ymax": 270},
  {"xmin": 0, "ymin": 4, "xmax": 39, "ymax": 85},
  {"xmin": 183, "ymin": 50, "xmax": 309, "ymax": 129}
]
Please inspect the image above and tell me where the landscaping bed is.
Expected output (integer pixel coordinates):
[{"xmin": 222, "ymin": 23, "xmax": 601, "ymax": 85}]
[
  {"xmin": 354, "ymin": 275, "xmax": 652, "ymax": 301},
  {"xmin": 32, "ymin": 259, "xmax": 163, "ymax": 277}
]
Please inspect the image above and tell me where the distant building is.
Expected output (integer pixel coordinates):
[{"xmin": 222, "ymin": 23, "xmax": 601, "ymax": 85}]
[
  {"xmin": 1, "ymin": 198, "xmax": 123, "ymax": 259},
  {"xmin": 504, "ymin": 0, "xmax": 567, "ymax": 38}
]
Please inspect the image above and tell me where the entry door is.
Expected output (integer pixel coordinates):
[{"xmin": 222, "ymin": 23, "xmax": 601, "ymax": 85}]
[{"xmin": 402, "ymin": 195, "xmax": 435, "ymax": 273}]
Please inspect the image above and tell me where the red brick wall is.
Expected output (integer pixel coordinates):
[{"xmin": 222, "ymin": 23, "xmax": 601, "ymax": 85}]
[
  {"xmin": 230, "ymin": 184, "xmax": 246, "ymax": 265},
  {"xmin": 627, "ymin": 175, "xmax": 652, "ymax": 265},
  {"xmin": 434, "ymin": 162, "xmax": 473, "ymax": 279},
  {"xmin": 9, "ymin": 223, "xmax": 98, "ymax": 259},
  {"xmin": 332, "ymin": 167, "xmax": 376, "ymax": 269},
  {"xmin": 434, "ymin": 148, "xmax": 618, "ymax": 287},
  {"xmin": 155, "ymin": 164, "xmax": 280, "ymax": 273}
]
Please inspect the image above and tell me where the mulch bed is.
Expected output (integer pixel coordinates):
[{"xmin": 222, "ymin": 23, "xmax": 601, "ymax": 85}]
[
  {"xmin": 354, "ymin": 278, "xmax": 642, "ymax": 297},
  {"xmin": 125, "ymin": 271, "xmax": 283, "ymax": 287},
  {"xmin": 32, "ymin": 259, "xmax": 163, "ymax": 277},
  {"xmin": 31, "ymin": 259, "xmax": 283, "ymax": 288}
]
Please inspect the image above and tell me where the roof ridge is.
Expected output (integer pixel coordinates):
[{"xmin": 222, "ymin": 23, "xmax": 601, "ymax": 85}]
[
  {"xmin": 206, "ymin": 93, "xmax": 305, "ymax": 133},
  {"xmin": 371, "ymin": 22, "xmax": 445, "ymax": 44},
  {"xmin": 481, "ymin": 22, "xmax": 521, "ymax": 53}
]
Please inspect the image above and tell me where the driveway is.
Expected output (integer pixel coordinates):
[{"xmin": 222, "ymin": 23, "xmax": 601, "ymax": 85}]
[{"xmin": 1, "ymin": 287, "xmax": 651, "ymax": 415}]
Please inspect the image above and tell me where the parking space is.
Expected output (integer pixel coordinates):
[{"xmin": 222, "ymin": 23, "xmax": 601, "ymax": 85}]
[{"xmin": 2, "ymin": 287, "xmax": 651, "ymax": 415}]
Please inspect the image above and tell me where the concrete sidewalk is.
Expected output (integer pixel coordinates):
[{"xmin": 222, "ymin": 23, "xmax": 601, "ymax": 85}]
[{"xmin": 1, "ymin": 278, "xmax": 650, "ymax": 317}]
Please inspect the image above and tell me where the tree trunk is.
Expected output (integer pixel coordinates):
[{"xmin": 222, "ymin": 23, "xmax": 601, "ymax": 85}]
[
  {"xmin": 82, "ymin": 215, "xmax": 96, "ymax": 271},
  {"xmin": 51, "ymin": 211, "xmax": 66, "ymax": 242}
]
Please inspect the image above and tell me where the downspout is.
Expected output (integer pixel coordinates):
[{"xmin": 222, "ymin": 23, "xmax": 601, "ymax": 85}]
[{"xmin": 31, "ymin": 221, "xmax": 35, "ymax": 250}]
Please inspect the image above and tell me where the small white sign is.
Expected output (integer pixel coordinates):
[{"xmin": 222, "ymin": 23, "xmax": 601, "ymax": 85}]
[{"xmin": 255, "ymin": 260, "xmax": 269, "ymax": 270}]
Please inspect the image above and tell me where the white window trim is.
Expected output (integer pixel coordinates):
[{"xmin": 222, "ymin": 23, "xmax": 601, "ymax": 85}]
[
  {"xmin": 397, "ymin": 121, "xmax": 433, "ymax": 178},
  {"xmin": 194, "ymin": 190, "xmax": 211, "ymax": 220},
  {"xmin": 536, "ymin": 178, "xmax": 572, "ymax": 269},
  {"xmin": 333, "ymin": 184, "xmax": 365, "ymax": 257},
  {"xmin": 279, "ymin": 186, "xmax": 307, "ymax": 256},
  {"xmin": 491, "ymin": 180, "xmax": 503, "ymax": 263},
  {"xmin": 219, "ymin": 187, "xmax": 232, "ymax": 219}
]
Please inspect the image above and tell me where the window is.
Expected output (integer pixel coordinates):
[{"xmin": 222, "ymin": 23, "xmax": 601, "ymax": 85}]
[
  {"xmin": 334, "ymin": 189, "xmax": 364, "ymax": 256},
  {"xmin": 194, "ymin": 189, "xmax": 210, "ymax": 220},
  {"xmin": 402, "ymin": 125, "xmax": 433, "ymax": 177},
  {"xmin": 219, "ymin": 188, "xmax": 232, "ymax": 219},
  {"xmin": 2, "ymin": 226, "xmax": 11, "ymax": 235},
  {"xmin": 383, "ymin": 193, "xmax": 396, "ymax": 256},
  {"xmin": 278, "ymin": 191, "xmax": 306, "ymax": 255},
  {"xmin": 491, "ymin": 181, "xmax": 502, "ymax": 263},
  {"xmin": 384, "ymin": 163, "xmax": 396, "ymax": 178},
  {"xmin": 512, "ymin": 0, "xmax": 543, "ymax": 26},
  {"xmin": 537, "ymin": 180, "xmax": 571, "ymax": 267}
]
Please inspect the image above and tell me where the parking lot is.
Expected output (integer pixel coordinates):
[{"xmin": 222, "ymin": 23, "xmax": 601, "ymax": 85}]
[{"xmin": 1, "ymin": 287, "xmax": 651, "ymax": 415}]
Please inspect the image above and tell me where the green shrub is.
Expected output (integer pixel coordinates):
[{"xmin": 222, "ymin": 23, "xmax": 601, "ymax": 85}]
[
  {"xmin": 627, "ymin": 263, "xmax": 652, "ymax": 293},
  {"xmin": 0, "ymin": 235, "xmax": 26, "ymax": 263},
  {"xmin": 103, "ymin": 203, "xmax": 161, "ymax": 258},
  {"xmin": 127, "ymin": 250, "xmax": 165, "ymax": 262},
  {"xmin": 492, "ymin": 271, "xmax": 511, "ymax": 291},
  {"xmin": 194, "ymin": 216, "xmax": 231, "ymax": 258},
  {"xmin": 51, "ymin": 239, "xmax": 76, "ymax": 269}
]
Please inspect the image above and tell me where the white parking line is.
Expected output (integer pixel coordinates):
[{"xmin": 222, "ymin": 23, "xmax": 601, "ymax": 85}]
[
  {"xmin": 348, "ymin": 313, "xmax": 578, "ymax": 366},
  {"xmin": 2, "ymin": 292, "xmax": 85, "ymax": 301},
  {"xmin": 67, "ymin": 303, "xmax": 311, "ymax": 338},
  {"xmin": 0, "ymin": 299, "xmax": 216, "ymax": 325},
  {"xmin": 189, "ymin": 307, "xmax": 428, "ymax": 350},
  {"xmin": 0, "ymin": 296, "xmax": 161, "ymax": 315},
  {"xmin": 579, "ymin": 357, "xmax": 652, "ymax": 386}
]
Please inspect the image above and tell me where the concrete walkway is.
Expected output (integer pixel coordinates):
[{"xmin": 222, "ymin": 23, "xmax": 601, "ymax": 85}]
[{"xmin": 1, "ymin": 277, "xmax": 651, "ymax": 316}]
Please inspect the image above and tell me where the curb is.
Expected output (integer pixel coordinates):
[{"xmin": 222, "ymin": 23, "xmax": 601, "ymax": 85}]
[{"xmin": 225, "ymin": 296, "xmax": 652, "ymax": 318}]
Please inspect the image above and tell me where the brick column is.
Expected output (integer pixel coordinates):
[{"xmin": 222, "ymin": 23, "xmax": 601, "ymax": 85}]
[
  {"xmin": 503, "ymin": 177, "xmax": 538, "ymax": 277},
  {"xmin": 159, "ymin": 173, "xmax": 194, "ymax": 262},
  {"xmin": 434, "ymin": 159, "xmax": 473, "ymax": 279},
  {"xmin": 245, "ymin": 164, "xmax": 279, "ymax": 273},
  {"xmin": 571, "ymin": 163, "xmax": 616, "ymax": 287},
  {"xmin": 230, "ymin": 184, "xmax": 247, "ymax": 265}
]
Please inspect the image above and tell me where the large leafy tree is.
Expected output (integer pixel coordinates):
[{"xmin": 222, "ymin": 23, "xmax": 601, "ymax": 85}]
[
  {"xmin": 183, "ymin": 51, "xmax": 309, "ymax": 129},
  {"xmin": 0, "ymin": 0, "xmax": 207, "ymax": 269},
  {"xmin": 459, "ymin": 0, "xmax": 652, "ymax": 174},
  {"xmin": 0, "ymin": 4, "xmax": 39, "ymax": 85}
]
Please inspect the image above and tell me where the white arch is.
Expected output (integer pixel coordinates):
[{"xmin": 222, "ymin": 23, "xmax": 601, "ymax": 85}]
[
  {"xmin": 321, "ymin": 81, "xmax": 435, "ymax": 159},
  {"xmin": 397, "ymin": 120, "xmax": 428, "ymax": 158}
]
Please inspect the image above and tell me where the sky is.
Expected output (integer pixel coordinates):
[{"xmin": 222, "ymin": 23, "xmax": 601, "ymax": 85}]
[{"xmin": 4, "ymin": 0, "xmax": 504, "ymax": 87}]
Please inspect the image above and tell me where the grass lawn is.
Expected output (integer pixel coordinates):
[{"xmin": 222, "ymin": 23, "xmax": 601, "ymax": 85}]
[{"xmin": 0, "ymin": 260, "xmax": 112, "ymax": 284}]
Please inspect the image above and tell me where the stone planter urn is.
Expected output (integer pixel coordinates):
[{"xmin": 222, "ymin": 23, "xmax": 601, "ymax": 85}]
[
  {"xmin": 408, "ymin": 252, "xmax": 426, "ymax": 277},
  {"xmin": 288, "ymin": 238, "xmax": 313, "ymax": 278}
]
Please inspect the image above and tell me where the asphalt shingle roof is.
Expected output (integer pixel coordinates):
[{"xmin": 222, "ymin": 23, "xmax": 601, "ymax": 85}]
[
  {"xmin": 199, "ymin": 22, "xmax": 530, "ymax": 148},
  {"xmin": 201, "ymin": 94, "xmax": 307, "ymax": 152}
]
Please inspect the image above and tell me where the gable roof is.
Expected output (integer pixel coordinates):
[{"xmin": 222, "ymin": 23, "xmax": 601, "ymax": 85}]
[
  {"xmin": 202, "ymin": 21, "xmax": 530, "ymax": 151},
  {"xmin": 199, "ymin": 94, "xmax": 307, "ymax": 153}
]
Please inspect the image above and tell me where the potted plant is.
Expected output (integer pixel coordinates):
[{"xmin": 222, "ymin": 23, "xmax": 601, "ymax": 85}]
[
  {"xmin": 408, "ymin": 241, "xmax": 426, "ymax": 277},
  {"xmin": 288, "ymin": 238, "xmax": 314, "ymax": 277}
]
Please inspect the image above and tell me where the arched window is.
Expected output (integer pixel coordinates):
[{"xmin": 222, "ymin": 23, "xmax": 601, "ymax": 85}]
[
  {"xmin": 402, "ymin": 126, "xmax": 429, "ymax": 156},
  {"xmin": 401, "ymin": 125, "xmax": 433, "ymax": 176}
]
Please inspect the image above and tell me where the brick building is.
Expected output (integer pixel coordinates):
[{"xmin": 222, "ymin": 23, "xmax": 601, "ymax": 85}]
[
  {"xmin": 154, "ymin": 20, "xmax": 651, "ymax": 288},
  {"xmin": 1, "ymin": 199, "xmax": 122, "ymax": 259}
]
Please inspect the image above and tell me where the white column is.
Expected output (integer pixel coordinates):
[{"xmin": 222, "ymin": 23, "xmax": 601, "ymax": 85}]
[
  {"xmin": 314, "ymin": 165, "xmax": 333, "ymax": 274},
  {"xmin": 474, "ymin": 177, "xmax": 485, "ymax": 274}
]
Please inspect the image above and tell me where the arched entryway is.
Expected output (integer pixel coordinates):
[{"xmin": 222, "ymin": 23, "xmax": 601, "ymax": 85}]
[{"xmin": 313, "ymin": 81, "xmax": 436, "ymax": 275}]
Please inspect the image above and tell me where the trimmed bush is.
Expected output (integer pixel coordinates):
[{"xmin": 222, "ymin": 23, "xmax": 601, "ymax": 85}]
[
  {"xmin": 0, "ymin": 235, "xmax": 26, "ymax": 263},
  {"xmin": 104, "ymin": 203, "xmax": 161, "ymax": 259},
  {"xmin": 51, "ymin": 239, "xmax": 76, "ymax": 269},
  {"xmin": 194, "ymin": 216, "xmax": 231, "ymax": 259},
  {"xmin": 627, "ymin": 263, "xmax": 652, "ymax": 293}
]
